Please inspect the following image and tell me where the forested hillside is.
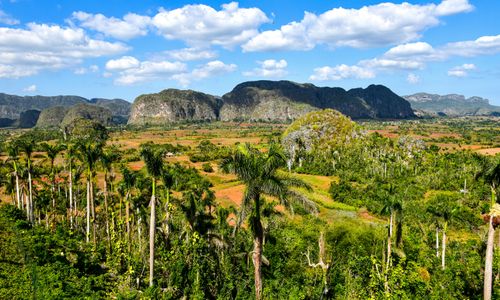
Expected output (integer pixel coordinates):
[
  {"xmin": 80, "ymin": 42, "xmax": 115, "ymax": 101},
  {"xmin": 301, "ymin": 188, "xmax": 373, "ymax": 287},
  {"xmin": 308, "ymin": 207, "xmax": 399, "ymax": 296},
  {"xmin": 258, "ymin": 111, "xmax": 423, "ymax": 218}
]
[{"xmin": 0, "ymin": 112, "xmax": 499, "ymax": 299}]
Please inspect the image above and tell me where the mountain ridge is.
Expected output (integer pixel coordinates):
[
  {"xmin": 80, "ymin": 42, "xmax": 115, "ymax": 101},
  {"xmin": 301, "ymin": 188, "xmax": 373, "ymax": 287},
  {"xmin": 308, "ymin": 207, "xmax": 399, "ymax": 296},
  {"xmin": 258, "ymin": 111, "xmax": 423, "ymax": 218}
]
[{"xmin": 404, "ymin": 92, "xmax": 500, "ymax": 116}]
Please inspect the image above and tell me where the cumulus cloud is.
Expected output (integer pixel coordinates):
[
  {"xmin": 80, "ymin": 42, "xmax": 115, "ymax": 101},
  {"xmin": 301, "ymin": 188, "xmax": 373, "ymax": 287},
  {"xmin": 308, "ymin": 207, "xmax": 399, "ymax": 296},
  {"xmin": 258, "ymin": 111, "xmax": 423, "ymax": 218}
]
[
  {"xmin": 243, "ymin": 59, "xmax": 288, "ymax": 78},
  {"xmin": 243, "ymin": 0, "xmax": 473, "ymax": 52},
  {"xmin": 407, "ymin": 73, "xmax": 420, "ymax": 84},
  {"xmin": 171, "ymin": 60, "xmax": 237, "ymax": 86},
  {"xmin": 23, "ymin": 84, "xmax": 37, "ymax": 92},
  {"xmin": 447, "ymin": 63, "xmax": 476, "ymax": 77},
  {"xmin": 105, "ymin": 56, "xmax": 140, "ymax": 71},
  {"xmin": 152, "ymin": 2, "xmax": 270, "ymax": 48},
  {"xmin": 110, "ymin": 58, "xmax": 187, "ymax": 85},
  {"xmin": 74, "ymin": 64, "xmax": 99, "ymax": 74},
  {"xmin": 309, "ymin": 64, "xmax": 375, "ymax": 81},
  {"xmin": 442, "ymin": 35, "xmax": 500, "ymax": 57},
  {"xmin": 164, "ymin": 48, "xmax": 217, "ymax": 61},
  {"xmin": 0, "ymin": 23, "xmax": 128, "ymax": 78},
  {"xmin": 0, "ymin": 9, "xmax": 19, "ymax": 25},
  {"xmin": 72, "ymin": 11, "xmax": 151, "ymax": 40}
]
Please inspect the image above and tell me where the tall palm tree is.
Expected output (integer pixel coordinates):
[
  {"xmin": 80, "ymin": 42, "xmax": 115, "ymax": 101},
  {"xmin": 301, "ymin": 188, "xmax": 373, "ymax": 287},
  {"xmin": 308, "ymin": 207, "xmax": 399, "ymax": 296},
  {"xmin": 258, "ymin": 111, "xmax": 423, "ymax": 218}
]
[
  {"xmin": 220, "ymin": 143, "xmax": 316, "ymax": 300},
  {"xmin": 140, "ymin": 143, "xmax": 165, "ymax": 287},
  {"xmin": 100, "ymin": 149, "xmax": 120, "ymax": 252},
  {"xmin": 119, "ymin": 166, "xmax": 137, "ymax": 253},
  {"xmin": 379, "ymin": 183, "xmax": 402, "ymax": 271},
  {"xmin": 77, "ymin": 141, "xmax": 103, "ymax": 244},
  {"xmin": 6, "ymin": 144, "xmax": 21, "ymax": 209},
  {"xmin": 18, "ymin": 138, "xmax": 35, "ymax": 223},
  {"xmin": 482, "ymin": 159, "xmax": 500, "ymax": 300},
  {"xmin": 41, "ymin": 142, "xmax": 66, "ymax": 209},
  {"xmin": 66, "ymin": 144, "xmax": 77, "ymax": 229}
]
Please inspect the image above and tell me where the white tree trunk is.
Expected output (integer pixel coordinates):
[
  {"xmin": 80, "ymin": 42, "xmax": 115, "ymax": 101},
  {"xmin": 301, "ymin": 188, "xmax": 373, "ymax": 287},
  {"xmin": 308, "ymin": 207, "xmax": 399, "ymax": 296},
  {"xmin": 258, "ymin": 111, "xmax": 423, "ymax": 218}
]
[
  {"xmin": 15, "ymin": 174, "xmax": 20, "ymax": 209},
  {"xmin": 69, "ymin": 168, "xmax": 73, "ymax": 229},
  {"xmin": 435, "ymin": 227, "xmax": 440, "ymax": 258},
  {"xmin": 86, "ymin": 181, "xmax": 90, "ymax": 243},
  {"xmin": 441, "ymin": 229, "xmax": 446, "ymax": 270},
  {"xmin": 149, "ymin": 193, "xmax": 156, "ymax": 287},
  {"xmin": 28, "ymin": 171, "xmax": 33, "ymax": 223},
  {"xmin": 484, "ymin": 216, "xmax": 495, "ymax": 300}
]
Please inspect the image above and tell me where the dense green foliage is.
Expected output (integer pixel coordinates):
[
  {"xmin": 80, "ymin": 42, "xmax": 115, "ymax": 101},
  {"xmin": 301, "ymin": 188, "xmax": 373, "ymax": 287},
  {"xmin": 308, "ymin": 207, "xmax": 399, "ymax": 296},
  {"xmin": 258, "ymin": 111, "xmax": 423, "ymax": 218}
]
[{"xmin": 0, "ymin": 114, "xmax": 500, "ymax": 299}]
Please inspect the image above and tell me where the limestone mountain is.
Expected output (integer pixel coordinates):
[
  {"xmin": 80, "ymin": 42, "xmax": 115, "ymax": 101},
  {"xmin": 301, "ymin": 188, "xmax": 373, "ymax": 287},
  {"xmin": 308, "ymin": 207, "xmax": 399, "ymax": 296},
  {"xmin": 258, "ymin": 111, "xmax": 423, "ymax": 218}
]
[
  {"xmin": 0, "ymin": 92, "xmax": 131, "ymax": 128},
  {"xmin": 404, "ymin": 93, "xmax": 500, "ymax": 116},
  {"xmin": 37, "ymin": 104, "xmax": 113, "ymax": 128},
  {"xmin": 220, "ymin": 81, "xmax": 415, "ymax": 121},
  {"xmin": 128, "ymin": 89, "xmax": 222, "ymax": 125}
]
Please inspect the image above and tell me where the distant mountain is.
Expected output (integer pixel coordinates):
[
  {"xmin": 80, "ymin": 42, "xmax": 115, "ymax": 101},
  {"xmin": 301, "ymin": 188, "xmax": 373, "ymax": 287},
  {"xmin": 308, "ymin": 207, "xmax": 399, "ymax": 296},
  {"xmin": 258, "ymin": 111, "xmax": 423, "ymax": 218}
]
[
  {"xmin": 128, "ymin": 89, "xmax": 222, "ymax": 125},
  {"xmin": 404, "ymin": 93, "xmax": 500, "ymax": 116},
  {"xmin": 0, "ymin": 92, "xmax": 131, "ymax": 128},
  {"xmin": 129, "ymin": 81, "xmax": 415, "ymax": 125},
  {"xmin": 221, "ymin": 81, "xmax": 415, "ymax": 121}
]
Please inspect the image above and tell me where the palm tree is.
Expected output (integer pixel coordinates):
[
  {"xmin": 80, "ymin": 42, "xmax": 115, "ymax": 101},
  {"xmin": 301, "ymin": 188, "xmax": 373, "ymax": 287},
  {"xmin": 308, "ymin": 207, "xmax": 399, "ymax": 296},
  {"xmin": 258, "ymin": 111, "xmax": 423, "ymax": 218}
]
[
  {"xmin": 41, "ymin": 142, "xmax": 66, "ymax": 209},
  {"xmin": 119, "ymin": 166, "xmax": 137, "ymax": 253},
  {"xmin": 77, "ymin": 141, "xmax": 103, "ymax": 244},
  {"xmin": 18, "ymin": 138, "xmax": 35, "ymax": 223},
  {"xmin": 6, "ymin": 144, "xmax": 21, "ymax": 209},
  {"xmin": 220, "ymin": 143, "xmax": 316, "ymax": 300},
  {"xmin": 65, "ymin": 144, "xmax": 77, "ymax": 228},
  {"xmin": 99, "ymin": 149, "xmax": 120, "ymax": 252},
  {"xmin": 482, "ymin": 159, "xmax": 500, "ymax": 300},
  {"xmin": 379, "ymin": 183, "xmax": 402, "ymax": 271},
  {"xmin": 140, "ymin": 143, "xmax": 165, "ymax": 287}
]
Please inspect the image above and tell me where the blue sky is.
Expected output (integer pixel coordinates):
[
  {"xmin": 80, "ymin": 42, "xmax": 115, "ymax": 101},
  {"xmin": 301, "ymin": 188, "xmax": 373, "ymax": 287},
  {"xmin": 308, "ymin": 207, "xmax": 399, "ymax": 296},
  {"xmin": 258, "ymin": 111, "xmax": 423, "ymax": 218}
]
[{"xmin": 0, "ymin": 0, "xmax": 499, "ymax": 104}]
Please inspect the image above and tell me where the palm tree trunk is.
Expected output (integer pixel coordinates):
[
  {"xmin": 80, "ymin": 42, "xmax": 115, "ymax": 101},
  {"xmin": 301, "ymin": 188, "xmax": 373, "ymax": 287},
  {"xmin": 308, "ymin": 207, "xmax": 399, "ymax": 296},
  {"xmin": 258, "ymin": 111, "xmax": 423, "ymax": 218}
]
[
  {"xmin": 442, "ymin": 223, "xmax": 447, "ymax": 270},
  {"xmin": 435, "ymin": 227, "xmax": 440, "ymax": 258},
  {"xmin": 484, "ymin": 216, "xmax": 495, "ymax": 300},
  {"xmin": 86, "ymin": 180, "xmax": 90, "ymax": 243},
  {"xmin": 126, "ymin": 192, "xmax": 131, "ymax": 253},
  {"xmin": 69, "ymin": 167, "xmax": 73, "ymax": 229},
  {"xmin": 91, "ymin": 178, "xmax": 96, "ymax": 246},
  {"xmin": 28, "ymin": 170, "xmax": 33, "ymax": 223},
  {"xmin": 149, "ymin": 180, "xmax": 156, "ymax": 287},
  {"xmin": 104, "ymin": 175, "xmax": 111, "ymax": 253},
  {"xmin": 253, "ymin": 194, "xmax": 263, "ymax": 300},
  {"xmin": 386, "ymin": 210, "xmax": 393, "ymax": 270},
  {"xmin": 15, "ymin": 169, "xmax": 20, "ymax": 209}
]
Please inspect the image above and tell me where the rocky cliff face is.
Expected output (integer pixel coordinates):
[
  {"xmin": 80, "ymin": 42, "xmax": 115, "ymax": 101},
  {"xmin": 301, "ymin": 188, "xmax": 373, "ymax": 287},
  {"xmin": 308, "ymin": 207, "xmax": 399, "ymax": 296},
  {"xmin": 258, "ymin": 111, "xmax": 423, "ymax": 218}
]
[
  {"xmin": 220, "ymin": 81, "xmax": 414, "ymax": 121},
  {"xmin": 0, "ymin": 93, "xmax": 86, "ymax": 119},
  {"xmin": 0, "ymin": 93, "xmax": 131, "ymax": 127},
  {"xmin": 36, "ymin": 106, "xmax": 70, "ymax": 128},
  {"xmin": 128, "ymin": 89, "xmax": 222, "ymax": 125},
  {"xmin": 404, "ymin": 93, "xmax": 500, "ymax": 116}
]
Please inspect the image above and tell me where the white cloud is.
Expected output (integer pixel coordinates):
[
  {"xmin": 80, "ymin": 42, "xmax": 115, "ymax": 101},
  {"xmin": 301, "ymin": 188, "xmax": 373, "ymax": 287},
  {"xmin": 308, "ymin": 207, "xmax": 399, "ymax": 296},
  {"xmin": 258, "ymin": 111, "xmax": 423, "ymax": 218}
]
[
  {"xmin": 442, "ymin": 35, "xmax": 500, "ymax": 57},
  {"xmin": 72, "ymin": 11, "xmax": 151, "ymax": 40},
  {"xmin": 447, "ymin": 63, "xmax": 476, "ymax": 77},
  {"xmin": 0, "ymin": 9, "xmax": 19, "ymax": 25},
  {"xmin": 309, "ymin": 64, "xmax": 375, "ymax": 81},
  {"xmin": 172, "ymin": 60, "xmax": 237, "ymax": 86},
  {"xmin": 74, "ymin": 64, "xmax": 99, "ymax": 74},
  {"xmin": 23, "ymin": 84, "xmax": 37, "ymax": 92},
  {"xmin": 243, "ymin": 0, "xmax": 473, "ymax": 52},
  {"xmin": 113, "ymin": 59, "xmax": 187, "ymax": 85},
  {"xmin": 243, "ymin": 59, "xmax": 288, "ymax": 78},
  {"xmin": 435, "ymin": 0, "xmax": 474, "ymax": 16},
  {"xmin": 164, "ymin": 48, "xmax": 217, "ymax": 61},
  {"xmin": 360, "ymin": 58, "xmax": 424, "ymax": 71},
  {"xmin": 106, "ymin": 56, "xmax": 140, "ymax": 71},
  {"xmin": 0, "ymin": 23, "xmax": 128, "ymax": 78},
  {"xmin": 152, "ymin": 2, "xmax": 270, "ymax": 48},
  {"xmin": 407, "ymin": 73, "xmax": 420, "ymax": 84}
]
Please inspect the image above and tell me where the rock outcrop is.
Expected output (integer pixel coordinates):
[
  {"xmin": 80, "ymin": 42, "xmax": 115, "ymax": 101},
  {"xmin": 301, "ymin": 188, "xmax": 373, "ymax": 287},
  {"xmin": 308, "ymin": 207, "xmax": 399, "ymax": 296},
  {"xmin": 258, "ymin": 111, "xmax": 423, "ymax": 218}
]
[
  {"xmin": 219, "ymin": 81, "xmax": 415, "ymax": 121},
  {"xmin": 404, "ymin": 93, "xmax": 500, "ymax": 116},
  {"xmin": 128, "ymin": 89, "xmax": 222, "ymax": 125}
]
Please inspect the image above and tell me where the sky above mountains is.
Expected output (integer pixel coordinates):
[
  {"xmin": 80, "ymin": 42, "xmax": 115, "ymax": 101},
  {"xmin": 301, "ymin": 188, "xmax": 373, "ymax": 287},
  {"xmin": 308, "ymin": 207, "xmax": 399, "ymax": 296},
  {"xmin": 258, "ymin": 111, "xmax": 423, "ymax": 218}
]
[{"xmin": 0, "ymin": 0, "xmax": 499, "ymax": 104}]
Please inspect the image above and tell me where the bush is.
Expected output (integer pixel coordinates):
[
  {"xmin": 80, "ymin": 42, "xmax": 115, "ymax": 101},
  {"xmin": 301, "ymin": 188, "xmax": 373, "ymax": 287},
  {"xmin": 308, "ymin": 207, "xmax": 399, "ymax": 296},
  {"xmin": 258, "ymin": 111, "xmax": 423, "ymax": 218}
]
[{"xmin": 201, "ymin": 162, "xmax": 214, "ymax": 173}]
